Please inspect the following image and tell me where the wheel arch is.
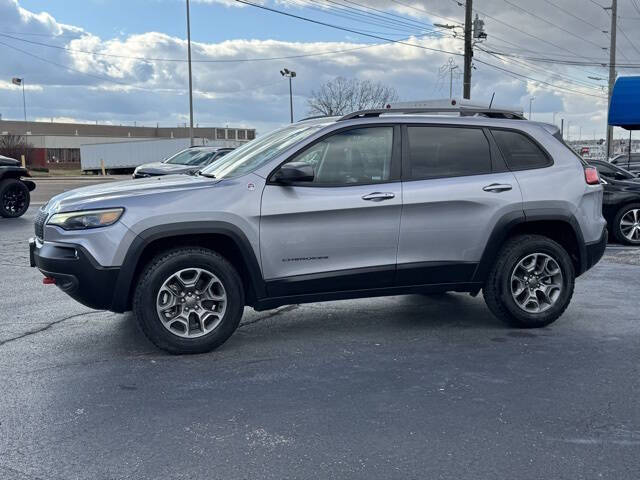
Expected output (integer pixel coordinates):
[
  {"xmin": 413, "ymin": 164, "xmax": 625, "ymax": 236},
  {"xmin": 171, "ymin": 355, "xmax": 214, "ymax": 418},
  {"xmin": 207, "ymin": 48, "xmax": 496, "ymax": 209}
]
[
  {"xmin": 111, "ymin": 222, "xmax": 266, "ymax": 313},
  {"xmin": 474, "ymin": 209, "xmax": 587, "ymax": 283}
]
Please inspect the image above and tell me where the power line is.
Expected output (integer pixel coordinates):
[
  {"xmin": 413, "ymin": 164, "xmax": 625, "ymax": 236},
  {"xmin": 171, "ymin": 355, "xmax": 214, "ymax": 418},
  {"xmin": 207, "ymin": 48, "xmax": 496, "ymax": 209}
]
[
  {"xmin": 449, "ymin": 0, "xmax": 610, "ymax": 65},
  {"xmin": 617, "ymin": 23, "xmax": 640, "ymax": 57},
  {"xmin": 0, "ymin": 38, "xmax": 289, "ymax": 96},
  {"xmin": 629, "ymin": 0, "xmax": 640, "ymax": 15},
  {"xmin": 320, "ymin": 0, "xmax": 438, "ymax": 32},
  {"xmin": 385, "ymin": 0, "xmax": 464, "ymax": 26},
  {"xmin": 235, "ymin": 0, "xmax": 467, "ymax": 57},
  {"xmin": 500, "ymin": 0, "xmax": 606, "ymax": 50},
  {"xmin": 540, "ymin": 0, "xmax": 608, "ymax": 31},
  {"xmin": 0, "ymin": 31, "xmax": 433, "ymax": 64},
  {"xmin": 480, "ymin": 48, "xmax": 640, "ymax": 67},
  {"xmin": 282, "ymin": 0, "xmax": 426, "ymax": 34},
  {"xmin": 237, "ymin": 0, "xmax": 609, "ymax": 99},
  {"xmin": 476, "ymin": 46, "xmax": 606, "ymax": 91},
  {"xmin": 474, "ymin": 50, "xmax": 606, "ymax": 98}
]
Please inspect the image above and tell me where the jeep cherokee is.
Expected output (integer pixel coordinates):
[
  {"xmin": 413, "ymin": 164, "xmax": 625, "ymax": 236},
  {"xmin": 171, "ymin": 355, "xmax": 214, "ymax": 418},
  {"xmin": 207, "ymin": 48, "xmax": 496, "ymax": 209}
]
[{"xmin": 29, "ymin": 107, "xmax": 608, "ymax": 354}]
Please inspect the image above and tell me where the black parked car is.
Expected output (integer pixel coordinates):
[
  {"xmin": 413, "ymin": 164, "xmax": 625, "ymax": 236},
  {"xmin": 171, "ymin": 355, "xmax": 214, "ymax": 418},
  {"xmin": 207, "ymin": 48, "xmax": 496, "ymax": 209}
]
[
  {"xmin": 610, "ymin": 153, "xmax": 640, "ymax": 174},
  {"xmin": 0, "ymin": 155, "xmax": 36, "ymax": 218},
  {"xmin": 589, "ymin": 159, "xmax": 640, "ymax": 245},
  {"xmin": 132, "ymin": 146, "xmax": 234, "ymax": 179}
]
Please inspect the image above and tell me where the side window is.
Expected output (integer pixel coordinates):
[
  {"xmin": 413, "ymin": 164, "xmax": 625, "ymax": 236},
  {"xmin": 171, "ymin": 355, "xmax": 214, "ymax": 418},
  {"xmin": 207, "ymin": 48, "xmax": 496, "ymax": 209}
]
[
  {"xmin": 286, "ymin": 127, "xmax": 394, "ymax": 185},
  {"xmin": 594, "ymin": 162, "xmax": 616, "ymax": 177},
  {"xmin": 406, "ymin": 126, "xmax": 491, "ymax": 179},
  {"xmin": 491, "ymin": 129, "xmax": 551, "ymax": 170}
]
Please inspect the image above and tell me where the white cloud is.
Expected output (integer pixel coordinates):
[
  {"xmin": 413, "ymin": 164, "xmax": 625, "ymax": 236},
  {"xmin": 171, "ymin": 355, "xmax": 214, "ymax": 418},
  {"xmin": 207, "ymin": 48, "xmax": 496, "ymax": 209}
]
[{"xmin": 0, "ymin": 0, "xmax": 635, "ymax": 138}]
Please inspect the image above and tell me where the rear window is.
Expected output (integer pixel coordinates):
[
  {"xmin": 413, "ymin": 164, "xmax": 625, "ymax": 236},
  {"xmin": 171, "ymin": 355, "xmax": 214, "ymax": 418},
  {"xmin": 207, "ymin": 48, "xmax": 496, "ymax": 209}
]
[
  {"xmin": 406, "ymin": 126, "xmax": 491, "ymax": 179},
  {"xmin": 491, "ymin": 129, "xmax": 551, "ymax": 170}
]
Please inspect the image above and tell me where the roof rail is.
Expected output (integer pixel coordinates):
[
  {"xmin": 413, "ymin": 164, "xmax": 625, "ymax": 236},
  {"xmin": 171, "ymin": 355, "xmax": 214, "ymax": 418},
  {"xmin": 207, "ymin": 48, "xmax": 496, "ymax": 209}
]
[
  {"xmin": 338, "ymin": 107, "xmax": 525, "ymax": 121},
  {"xmin": 298, "ymin": 114, "xmax": 335, "ymax": 122}
]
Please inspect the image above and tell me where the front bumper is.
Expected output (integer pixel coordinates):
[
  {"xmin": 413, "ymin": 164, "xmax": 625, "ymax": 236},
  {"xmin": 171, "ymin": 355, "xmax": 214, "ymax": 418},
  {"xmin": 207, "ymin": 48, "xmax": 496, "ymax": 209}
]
[
  {"xmin": 29, "ymin": 237, "xmax": 120, "ymax": 310},
  {"xmin": 583, "ymin": 227, "xmax": 608, "ymax": 273}
]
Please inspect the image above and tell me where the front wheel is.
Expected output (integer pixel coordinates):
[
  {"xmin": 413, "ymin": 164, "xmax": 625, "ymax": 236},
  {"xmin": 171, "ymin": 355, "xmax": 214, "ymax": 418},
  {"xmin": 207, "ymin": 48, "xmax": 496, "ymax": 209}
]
[
  {"xmin": 612, "ymin": 203, "xmax": 640, "ymax": 245},
  {"xmin": 483, "ymin": 234, "xmax": 575, "ymax": 328},
  {"xmin": 0, "ymin": 178, "xmax": 30, "ymax": 218},
  {"xmin": 133, "ymin": 247, "xmax": 245, "ymax": 354}
]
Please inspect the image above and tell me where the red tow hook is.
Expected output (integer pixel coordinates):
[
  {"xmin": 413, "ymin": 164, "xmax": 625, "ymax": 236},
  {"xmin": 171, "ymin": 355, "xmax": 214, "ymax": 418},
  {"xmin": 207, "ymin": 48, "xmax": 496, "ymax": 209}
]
[{"xmin": 42, "ymin": 276, "xmax": 56, "ymax": 285}]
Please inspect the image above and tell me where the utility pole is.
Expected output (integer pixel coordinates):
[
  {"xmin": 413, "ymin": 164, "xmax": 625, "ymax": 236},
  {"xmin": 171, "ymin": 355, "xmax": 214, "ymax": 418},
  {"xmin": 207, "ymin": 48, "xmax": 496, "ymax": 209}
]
[
  {"xmin": 463, "ymin": 0, "xmax": 473, "ymax": 99},
  {"xmin": 605, "ymin": 0, "xmax": 617, "ymax": 159},
  {"xmin": 528, "ymin": 96, "xmax": 535, "ymax": 120},
  {"xmin": 186, "ymin": 0, "xmax": 194, "ymax": 146}
]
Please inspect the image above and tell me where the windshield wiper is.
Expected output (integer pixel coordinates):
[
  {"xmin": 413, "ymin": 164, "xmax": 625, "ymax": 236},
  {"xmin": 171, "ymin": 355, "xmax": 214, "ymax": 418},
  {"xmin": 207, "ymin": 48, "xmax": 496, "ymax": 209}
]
[{"xmin": 197, "ymin": 171, "xmax": 216, "ymax": 178}]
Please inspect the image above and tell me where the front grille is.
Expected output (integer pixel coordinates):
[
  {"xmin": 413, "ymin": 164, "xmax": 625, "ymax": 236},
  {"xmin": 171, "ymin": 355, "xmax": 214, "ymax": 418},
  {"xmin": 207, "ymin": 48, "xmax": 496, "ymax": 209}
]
[{"xmin": 34, "ymin": 207, "xmax": 47, "ymax": 240}]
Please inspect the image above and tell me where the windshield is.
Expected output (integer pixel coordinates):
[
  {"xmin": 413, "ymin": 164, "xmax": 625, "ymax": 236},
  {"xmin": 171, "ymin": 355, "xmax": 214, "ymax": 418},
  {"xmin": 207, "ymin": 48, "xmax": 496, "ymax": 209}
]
[
  {"xmin": 593, "ymin": 161, "xmax": 636, "ymax": 179},
  {"xmin": 200, "ymin": 124, "xmax": 326, "ymax": 179},
  {"xmin": 165, "ymin": 149, "xmax": 215, "ymax": 166}
]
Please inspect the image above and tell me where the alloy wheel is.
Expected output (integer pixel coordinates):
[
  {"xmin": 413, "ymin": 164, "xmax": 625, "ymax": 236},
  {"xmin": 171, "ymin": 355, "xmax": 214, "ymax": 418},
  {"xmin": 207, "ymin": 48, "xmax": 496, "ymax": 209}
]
[
  {"xmin": 510, "ymin": 253, "xmax": 563, "ymax": 314},
  {"xmin": 155, "ymin": 267, "xmax": 227, "ymax": 338},
  {"xmin": 2, "ymin": 184, "xmax": 27, "ymax": 215},
  {"xmin": 619, "ymin": 208, "xmax": 640, "ymax": 243}
]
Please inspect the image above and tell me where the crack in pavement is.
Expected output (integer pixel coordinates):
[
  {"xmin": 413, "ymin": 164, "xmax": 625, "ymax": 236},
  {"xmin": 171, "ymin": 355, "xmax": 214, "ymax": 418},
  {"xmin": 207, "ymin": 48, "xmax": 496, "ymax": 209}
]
[
  {"xmin": 239, "ymin": 305, "xmax": 300, "ymax": 329},
  {"xmin": 0, "ymin": 310, "xmax": 105, "ymax": 347},
  {"xmin": 0, "ymin": 463, "xmax": 49, "ymax": 480},
  {"xmin": 0, "ymin": 303, "xmax": 298, "ymax": 349}
]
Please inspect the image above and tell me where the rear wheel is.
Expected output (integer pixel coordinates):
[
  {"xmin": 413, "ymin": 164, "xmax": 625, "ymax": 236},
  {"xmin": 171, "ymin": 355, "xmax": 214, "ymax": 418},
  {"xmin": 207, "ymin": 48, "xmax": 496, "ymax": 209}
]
[
  {"xmin": 483, "ymin": 234, "xmax": 575, "ymax": 328},
  {"xmin": 612, "ymin": 203, "xmax": 640, "ymax": 245},
  {"xmin": 0, "ymin": 178, "xmax": 30, "ymax": 218},
  {"xmin": 133, "ymin": 247, "xmax": 244, "ymax": 354}
]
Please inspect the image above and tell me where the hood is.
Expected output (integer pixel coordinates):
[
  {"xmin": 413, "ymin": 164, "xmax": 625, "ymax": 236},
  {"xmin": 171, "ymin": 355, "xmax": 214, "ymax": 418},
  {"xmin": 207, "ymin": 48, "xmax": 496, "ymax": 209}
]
[
  {"xmin": 135, "ymin": 162, "xmax": 200, "ymax": 176},
  {"xmin": 46, "ymin": 174, "xmax": 218, "ymax": 213},
  {"xmin": 0, "ymin": 155, "xmax": 20, "ymax": 167}
]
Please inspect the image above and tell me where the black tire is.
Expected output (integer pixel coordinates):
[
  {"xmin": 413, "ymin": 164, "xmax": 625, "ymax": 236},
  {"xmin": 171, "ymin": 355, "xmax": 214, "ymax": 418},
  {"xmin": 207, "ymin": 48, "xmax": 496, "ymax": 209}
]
[
  {"xmin": 483, "ymin": 234, "xmax": 575, "ymax": 328},
  {"xmin": 612, "ymin": 203, "xmax": 640, "ymax": 245},
  {"xmin": 0, "ymin": 178, "xmax": 30, "ymax": 218},
  {"xmin": 133, "ymin": 247, "xmax": 245, "ymax": 354}
]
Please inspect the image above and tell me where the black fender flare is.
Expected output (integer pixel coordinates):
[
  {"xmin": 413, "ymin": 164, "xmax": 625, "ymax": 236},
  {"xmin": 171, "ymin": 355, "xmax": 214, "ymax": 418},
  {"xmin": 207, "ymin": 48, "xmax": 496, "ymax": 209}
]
[
  {"xmin": 110, "ymin": 221, "xmax": 266, "ymax": 313},
  {"xmin": 472, "ymin": 208, "xmax": 587, "ymax": 282}
]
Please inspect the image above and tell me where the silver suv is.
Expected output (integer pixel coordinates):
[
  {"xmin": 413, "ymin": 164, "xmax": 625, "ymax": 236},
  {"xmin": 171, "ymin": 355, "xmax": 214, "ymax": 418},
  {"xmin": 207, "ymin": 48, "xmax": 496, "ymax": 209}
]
[{"xmin": 29, "ymin": 108, "xmax": 608, "ymax": 354}]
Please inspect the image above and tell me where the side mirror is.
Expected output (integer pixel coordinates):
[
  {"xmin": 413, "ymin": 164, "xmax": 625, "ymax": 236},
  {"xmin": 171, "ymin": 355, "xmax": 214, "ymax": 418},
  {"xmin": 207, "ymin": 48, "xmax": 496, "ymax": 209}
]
[{"xmin": 273, "ymin": 162, "xmax": 314, "ymax": 184}]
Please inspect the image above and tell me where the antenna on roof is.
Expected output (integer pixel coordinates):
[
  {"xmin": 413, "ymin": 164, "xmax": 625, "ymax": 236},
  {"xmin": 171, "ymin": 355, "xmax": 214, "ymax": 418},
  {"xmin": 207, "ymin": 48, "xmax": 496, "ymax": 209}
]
[{"xmin": 489, "ymin": 92, "xmax": 495, "ymax": 109}]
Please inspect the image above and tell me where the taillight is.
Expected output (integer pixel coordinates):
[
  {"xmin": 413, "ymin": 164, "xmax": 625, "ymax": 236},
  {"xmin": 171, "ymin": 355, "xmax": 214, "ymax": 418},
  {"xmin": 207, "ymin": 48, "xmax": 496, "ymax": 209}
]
[{"xmin": 584, "ymin": 166, "xmax": 600, "ymax": 185}]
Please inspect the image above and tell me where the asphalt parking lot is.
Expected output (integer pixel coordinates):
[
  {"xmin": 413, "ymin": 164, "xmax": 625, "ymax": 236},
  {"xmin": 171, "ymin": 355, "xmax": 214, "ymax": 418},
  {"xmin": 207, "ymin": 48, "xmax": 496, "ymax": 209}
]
[{"xmin": 1, "ymin": 178, "xmax": 639, "ymax": 479}]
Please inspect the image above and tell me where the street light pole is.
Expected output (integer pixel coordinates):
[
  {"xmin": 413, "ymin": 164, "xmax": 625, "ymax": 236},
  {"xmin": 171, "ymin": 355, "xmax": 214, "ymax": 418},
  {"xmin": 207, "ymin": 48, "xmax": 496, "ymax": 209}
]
[
  {"xmin": 11, "ymin": 77, "xmax": 26, "ymax": 121},
  {"xmin": 186, "ymin": 0, "xmax": 194, "ymax": 146},
  {"xmin": 605, "ymin": 0, "xmax": 617, "ymax": 159},
  {"xmin": 21, "ymin": 80, "xmax": 26, "ymax": 122},
  {"xmin": 529, "ymin": 96, "xmax": 535, "ymax": 120},
  {"xmin": 280, "ymin": 68, "xmax": 296, "ymax": 123}
]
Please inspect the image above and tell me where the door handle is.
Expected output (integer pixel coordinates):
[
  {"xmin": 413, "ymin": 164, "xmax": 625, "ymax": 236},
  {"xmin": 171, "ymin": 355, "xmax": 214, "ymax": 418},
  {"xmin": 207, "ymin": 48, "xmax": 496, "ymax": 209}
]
[
  {"xmin": 483, "ymin": 183, "xmax": 512, "ymax": 193},
  {"xmin": 362, "ymin": 192, "xmax": 395, "ymax": 201}
]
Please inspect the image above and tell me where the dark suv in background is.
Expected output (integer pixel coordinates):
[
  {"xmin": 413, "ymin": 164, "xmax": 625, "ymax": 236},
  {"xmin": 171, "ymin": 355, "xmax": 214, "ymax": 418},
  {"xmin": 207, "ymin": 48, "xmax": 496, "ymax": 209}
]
[
  {"xmin": 589, "ymin": 159, "xmax": 640, "ymax": 245},
  {"xmin": 132, "ymin": 146, "xmax": 234, "ymax": 178},
  {"xmin": 610, "ymin": 153, "xmax": 640, "ymax": 175}
]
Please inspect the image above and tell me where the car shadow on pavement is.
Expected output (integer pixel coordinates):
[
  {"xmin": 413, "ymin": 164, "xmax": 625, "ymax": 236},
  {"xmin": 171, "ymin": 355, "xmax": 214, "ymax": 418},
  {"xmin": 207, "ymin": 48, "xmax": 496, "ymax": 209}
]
[{"xmin": 92, "ymin": 293, "xmax": 505, "ymax": 357}]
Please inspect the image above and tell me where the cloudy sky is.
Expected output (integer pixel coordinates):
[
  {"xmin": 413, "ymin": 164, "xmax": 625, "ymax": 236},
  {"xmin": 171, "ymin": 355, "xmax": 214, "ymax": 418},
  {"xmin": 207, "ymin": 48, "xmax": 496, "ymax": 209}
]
[{"xmin": 0, "ymin": 0, "xmax": 639, "ymax": 139}]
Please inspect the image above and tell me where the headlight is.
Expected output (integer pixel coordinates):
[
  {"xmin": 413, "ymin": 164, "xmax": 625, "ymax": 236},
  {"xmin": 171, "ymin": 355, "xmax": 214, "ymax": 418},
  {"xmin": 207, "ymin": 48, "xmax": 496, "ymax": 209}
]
[{"xmin": 47, "ymin": 208, "xmax": 124, "ymax": 230}]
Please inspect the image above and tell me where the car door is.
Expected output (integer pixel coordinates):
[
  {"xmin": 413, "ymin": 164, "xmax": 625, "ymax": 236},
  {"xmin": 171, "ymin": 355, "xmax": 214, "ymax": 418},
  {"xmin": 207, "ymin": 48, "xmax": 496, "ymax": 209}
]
[
  {"xmin": 260, "ymin": 125, "xmax": 402, "ymax": 297},
  {"xmin": 397, "ymin": 124, "xmax": 523, "ymax": 285}
]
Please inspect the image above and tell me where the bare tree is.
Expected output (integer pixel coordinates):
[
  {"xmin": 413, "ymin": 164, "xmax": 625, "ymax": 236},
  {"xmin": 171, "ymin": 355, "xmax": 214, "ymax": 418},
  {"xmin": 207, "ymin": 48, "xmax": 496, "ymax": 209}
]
[
  {"xmin": 307, "ymin": 77, "xmax": 399, "ymax": 116},
  {"xmin": 0, "ymin": 134, "xmax": 33, "ymax": 164}
]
